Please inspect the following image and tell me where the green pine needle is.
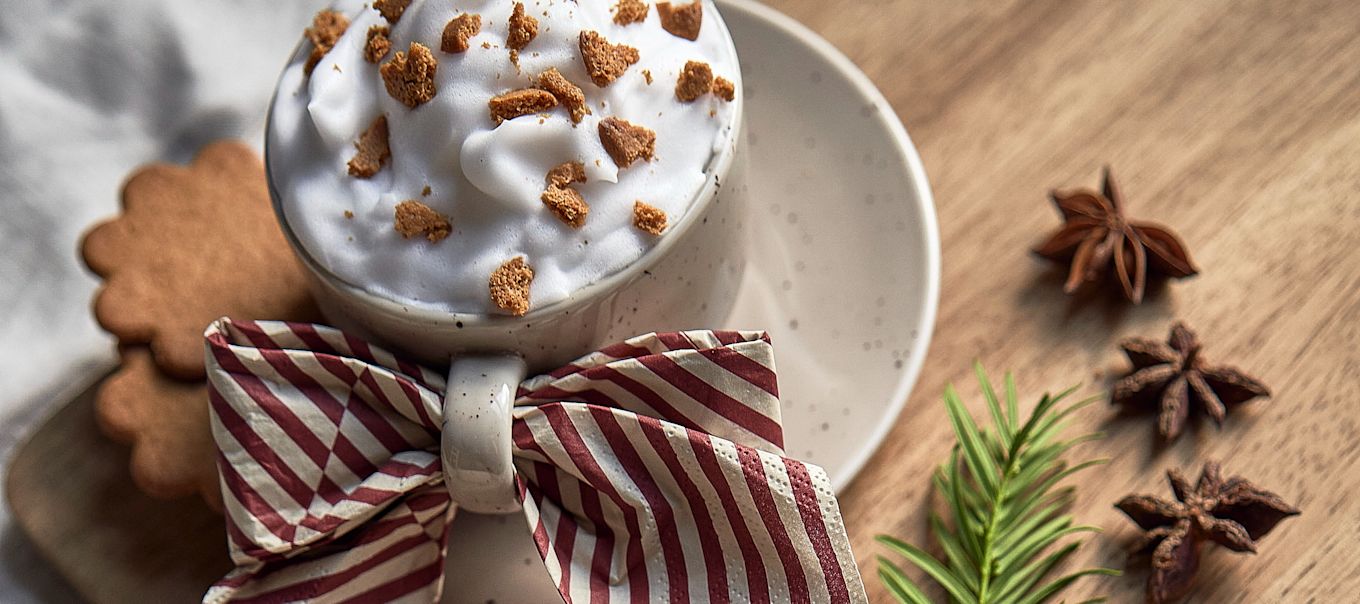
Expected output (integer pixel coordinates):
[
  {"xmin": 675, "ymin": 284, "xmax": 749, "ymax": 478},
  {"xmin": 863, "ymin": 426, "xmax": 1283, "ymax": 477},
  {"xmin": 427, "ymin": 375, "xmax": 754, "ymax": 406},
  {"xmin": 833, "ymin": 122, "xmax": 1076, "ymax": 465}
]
[{"xmin": 876, "ymin": 363, "xmax": 1119, "ymax": 604}]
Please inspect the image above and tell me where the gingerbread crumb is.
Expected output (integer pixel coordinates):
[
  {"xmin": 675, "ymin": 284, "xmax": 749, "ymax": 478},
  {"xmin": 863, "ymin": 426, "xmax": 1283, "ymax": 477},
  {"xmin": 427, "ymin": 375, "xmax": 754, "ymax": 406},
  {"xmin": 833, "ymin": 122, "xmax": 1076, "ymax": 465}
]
[
  {"xmin": 643, "ymin": 69, "xmax": 654, "ymax": 85},
  {"xmin": 363, "ymin": 26, "xmax": 392, "ymax": 63},
  {"xmin": 344, "ymin": 210, "xmax": 355, "ymax": 219},
  {"xmin": 347, "ymin": 115, "xmax": 391, "ymax": 178},
  {"xmin": 599, "ymin": 117, "xmax": 655, "ymax": 168},
  {"xmin": 489, "ymin": 257, "xmax": 534, "ymax": 316},
  {"xmin": 613, "ymin": 0, "xmax": 649, "ymax": 25},
  {"xmin": 633, "ymin": 201, "xmax": 668, "ymax": 235},
  {"xmin": 712, "ymin": 76, "xmax": 736, "ymax": 102},
  {"xmin": 422, "ymin": 185, "xmax": 432, "ymax": 197},
  {"xmin": 394, "ymin": 200, "xmax": 451, "ymax": 243},
  {"xmin": 675, "ymin": 60, "xmax": 713, "ymax": 102},
  {"xmin": 373, "ymin": 0, "xmax": 411, "ymax": 23},
  {"xmin": 482, "ymin": 41, "xmax": 492, "ymax": 49},
  {"xmin": 579, "ymin": 30, "xmax": 639, "ymax": 87},
  {"xmin": 537, "ymin": 68, "xmax": 591, "ymax": 123},
  {"xmin": 489, "ymin": 88, "xmax": 559, "ymax": 124},
  {"xmin": 507, "ymin": 3, "xmax": 539, "ymax": 50},
  {"xmin": 541, "ymin": 187, "xmax": 590, "ymax": 228},
  {"xmin": 304, "ymin": 10, "xmax": 350, "ymax": 74},
  {"xmin": 656, "ymin": 1, "xmax": 702, "ymax": 41},
  {"xmin": 546, "ymin": 161, "xmax": 587, "ymax": 188},
  {"xmin": 381, "ymin": 42, "xmax": 438, "ymax": 108},
  {"xmin": 441, "ymin": 13, "xmax": 482, "ymax": 53},
  {"xmin": 541, "ymin": 162, "xmax": 589, "ymax": 227}
]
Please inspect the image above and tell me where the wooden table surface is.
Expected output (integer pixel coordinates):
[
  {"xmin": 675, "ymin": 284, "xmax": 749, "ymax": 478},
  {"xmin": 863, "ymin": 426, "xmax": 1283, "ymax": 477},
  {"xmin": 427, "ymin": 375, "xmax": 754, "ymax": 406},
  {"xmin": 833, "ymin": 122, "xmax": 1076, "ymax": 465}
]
[{"xmin": 759, "ymin": 0, "xmax": 1360, "ymax": 601}]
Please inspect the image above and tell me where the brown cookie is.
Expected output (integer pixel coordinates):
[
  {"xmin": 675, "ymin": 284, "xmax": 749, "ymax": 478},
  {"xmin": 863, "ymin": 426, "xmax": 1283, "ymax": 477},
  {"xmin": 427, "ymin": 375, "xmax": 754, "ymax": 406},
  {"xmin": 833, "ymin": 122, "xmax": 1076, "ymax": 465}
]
[
  {"xmin": 613, "ymin": 0, "xmax": 649, "ymax": 25},
  {"xmin": 488, "ymin": 88, "xmax": 559, "ymax": 124},
  {"xmin": 633, "ymin": 200, "xmax": 668, "ymax": 235},
  {"xmin": 657, "ymin": 1, "xmax": 703, "ymax": 40},
  {"xmin": 441, "ymin": 13, "xmax": 482, "ymax": 54},
  {"xmin": 81, "ymin": 141, "xmax": 319, "ymax": 380},
  {"xmin": 579, "ymin": 30, "xmax": 640, "ymax": 87},
  {"xmin": 537, "ymin": 68, "xmax": 591, "ymax": 123},
  {"xmin": 676, "ymin": 60, "xmax": 714, "ymax": 102},
  {"xmin": 490, "ymin": 256, "xmax": 534, "ymax": 316},
  {"xmin": 394, "ymin": 199, "xmax": 452, "ymax": 242},
  {"xmin": 381, "ymin": 42, "xmax": 439, "ymax": 108},
  {"xmin": 95, "ymin": 348, "xmax": 223, "ymax": 510},
  {"xmin": 506, "ymin": 2, "xmax": 539, "ymax": 50},
  {"xmin": 598, "ymin": 117, "xmax": 656, "ymax": 168}
]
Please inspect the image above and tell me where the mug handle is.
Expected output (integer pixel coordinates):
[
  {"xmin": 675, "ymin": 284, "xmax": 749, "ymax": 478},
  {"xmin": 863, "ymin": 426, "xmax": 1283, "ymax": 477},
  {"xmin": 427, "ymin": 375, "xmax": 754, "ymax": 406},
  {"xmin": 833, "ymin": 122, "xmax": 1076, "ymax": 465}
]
[{"xmin": 441, "ymin": 353, "xmax": 528, "ymax": 514}]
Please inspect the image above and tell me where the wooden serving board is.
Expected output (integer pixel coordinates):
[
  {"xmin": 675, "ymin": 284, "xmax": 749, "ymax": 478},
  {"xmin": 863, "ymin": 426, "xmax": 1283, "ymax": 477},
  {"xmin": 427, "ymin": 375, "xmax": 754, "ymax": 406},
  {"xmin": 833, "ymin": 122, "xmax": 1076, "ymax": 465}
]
[{"xmin": 4, "ymin": 374, "xmax": 230, "ymax": 602}]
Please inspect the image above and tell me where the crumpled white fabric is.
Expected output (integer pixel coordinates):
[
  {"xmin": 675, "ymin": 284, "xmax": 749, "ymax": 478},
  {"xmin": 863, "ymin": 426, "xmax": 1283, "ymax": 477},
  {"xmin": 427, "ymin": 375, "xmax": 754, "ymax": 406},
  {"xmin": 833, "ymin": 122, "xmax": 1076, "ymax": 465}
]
[{"xmin": 0, "ymin": 1, "xmax": 324, "ymax": 600}]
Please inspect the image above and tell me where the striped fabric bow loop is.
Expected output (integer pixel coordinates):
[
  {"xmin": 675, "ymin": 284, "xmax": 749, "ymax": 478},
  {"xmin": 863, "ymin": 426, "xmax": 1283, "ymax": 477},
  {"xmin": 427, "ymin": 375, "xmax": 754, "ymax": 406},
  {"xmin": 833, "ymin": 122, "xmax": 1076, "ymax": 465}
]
[{"xmin": 203, "ymin": 318, "xmax": 866, "ymax": 603}]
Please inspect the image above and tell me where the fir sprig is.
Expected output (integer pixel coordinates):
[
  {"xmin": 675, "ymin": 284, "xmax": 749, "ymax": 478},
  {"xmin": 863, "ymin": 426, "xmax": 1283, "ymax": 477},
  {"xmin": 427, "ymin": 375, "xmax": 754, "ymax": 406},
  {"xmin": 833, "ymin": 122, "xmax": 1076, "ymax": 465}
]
[{"xmin": 876, "ymin": 364, "xmax": 1119, "ymax": 604}]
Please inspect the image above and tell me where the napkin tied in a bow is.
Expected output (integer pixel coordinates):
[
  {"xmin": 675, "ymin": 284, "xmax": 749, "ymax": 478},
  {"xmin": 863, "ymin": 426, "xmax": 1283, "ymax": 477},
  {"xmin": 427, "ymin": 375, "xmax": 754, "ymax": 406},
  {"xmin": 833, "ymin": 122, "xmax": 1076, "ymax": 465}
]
[{"xmin": 204, "ymin": 318, "xmax": 866, "ymax": 603}]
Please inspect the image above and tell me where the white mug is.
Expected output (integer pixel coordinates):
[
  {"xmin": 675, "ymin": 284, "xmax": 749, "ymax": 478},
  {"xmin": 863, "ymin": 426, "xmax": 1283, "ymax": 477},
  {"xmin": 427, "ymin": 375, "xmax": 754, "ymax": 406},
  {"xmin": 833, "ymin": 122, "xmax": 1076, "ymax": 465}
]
[{"xmin": 264, "ymin": 34, "xmax": 748, "ymax": 514}]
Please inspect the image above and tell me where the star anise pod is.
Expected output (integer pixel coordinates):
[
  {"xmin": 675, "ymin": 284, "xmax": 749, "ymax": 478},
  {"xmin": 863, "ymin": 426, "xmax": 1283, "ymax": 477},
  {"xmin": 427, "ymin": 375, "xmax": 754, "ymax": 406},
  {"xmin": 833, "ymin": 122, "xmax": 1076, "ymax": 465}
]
[
  {"xmin": 1116, "ymin": 461, "xmax": 1299, "ymax": 603},
  {"xmin": 1033, "ymin": 167, "xmax": 1198, "ymax": 303},
  {"xmin": 1112, "ymin": 322, "xmax": 1270, "ymax": 441}
]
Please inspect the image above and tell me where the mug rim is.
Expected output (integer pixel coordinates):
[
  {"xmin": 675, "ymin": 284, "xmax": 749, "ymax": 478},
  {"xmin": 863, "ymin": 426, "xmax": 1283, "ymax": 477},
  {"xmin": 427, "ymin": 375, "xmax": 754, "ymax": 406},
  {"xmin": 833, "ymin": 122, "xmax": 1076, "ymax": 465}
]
[{"xmin": 264, "ymin": 0, "xmax": 744, "ymax": 327}]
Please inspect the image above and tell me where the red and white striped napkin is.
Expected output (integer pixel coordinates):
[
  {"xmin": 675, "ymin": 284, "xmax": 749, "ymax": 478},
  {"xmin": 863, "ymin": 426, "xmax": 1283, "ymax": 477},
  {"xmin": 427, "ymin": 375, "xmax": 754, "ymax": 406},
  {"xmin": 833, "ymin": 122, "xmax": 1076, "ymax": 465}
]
[{"xmin": 203, "ymin": 318, "xmax": 866, "ymax": 603}]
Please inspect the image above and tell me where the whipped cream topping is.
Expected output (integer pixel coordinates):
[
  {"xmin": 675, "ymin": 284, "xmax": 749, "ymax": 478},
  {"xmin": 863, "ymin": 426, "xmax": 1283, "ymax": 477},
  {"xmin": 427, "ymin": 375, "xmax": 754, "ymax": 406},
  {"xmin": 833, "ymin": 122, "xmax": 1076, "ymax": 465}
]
[{"xmin": 268, "ymin": 0, "xmax": 740, "ymax": 314}]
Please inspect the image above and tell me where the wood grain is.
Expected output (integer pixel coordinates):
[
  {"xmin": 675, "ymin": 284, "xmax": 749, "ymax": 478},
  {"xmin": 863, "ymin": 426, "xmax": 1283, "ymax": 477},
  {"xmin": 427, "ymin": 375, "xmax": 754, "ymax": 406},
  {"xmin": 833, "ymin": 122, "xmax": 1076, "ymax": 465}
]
[{"xmin": 755, "ymin": 0, "xmax": 1360, "ymax": 601}]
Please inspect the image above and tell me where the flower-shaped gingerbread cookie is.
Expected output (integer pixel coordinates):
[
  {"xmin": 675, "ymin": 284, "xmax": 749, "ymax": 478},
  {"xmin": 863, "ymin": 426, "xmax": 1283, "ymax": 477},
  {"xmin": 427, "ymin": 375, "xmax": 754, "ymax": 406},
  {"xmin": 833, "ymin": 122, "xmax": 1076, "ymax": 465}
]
[
  {"xmin": 82, "ymin": 140, "xmax": 318, "ymax": 507},
  {"xmin": 95, "ymin": 348, "xmax": 223, "ymax": 509},
  {"xmin": 81, "ymin": 140, "xmax": 318, "ymax": 379}
]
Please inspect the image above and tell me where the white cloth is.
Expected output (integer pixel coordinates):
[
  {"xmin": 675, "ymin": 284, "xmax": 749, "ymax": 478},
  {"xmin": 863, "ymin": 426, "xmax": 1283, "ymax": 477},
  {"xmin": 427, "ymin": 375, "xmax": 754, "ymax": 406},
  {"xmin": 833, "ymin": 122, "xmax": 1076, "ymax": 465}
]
[{"xmin": 0, "ymin": 1, "xmax": 325, "ymax": 600}]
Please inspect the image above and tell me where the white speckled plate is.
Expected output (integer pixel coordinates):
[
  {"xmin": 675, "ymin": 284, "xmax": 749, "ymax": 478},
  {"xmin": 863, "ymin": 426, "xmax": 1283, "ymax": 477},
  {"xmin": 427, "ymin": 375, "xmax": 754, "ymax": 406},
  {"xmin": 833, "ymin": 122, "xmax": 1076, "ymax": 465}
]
[{"xmin": 440, "ymin": 1, "xmax": 940, "ymax": 600}]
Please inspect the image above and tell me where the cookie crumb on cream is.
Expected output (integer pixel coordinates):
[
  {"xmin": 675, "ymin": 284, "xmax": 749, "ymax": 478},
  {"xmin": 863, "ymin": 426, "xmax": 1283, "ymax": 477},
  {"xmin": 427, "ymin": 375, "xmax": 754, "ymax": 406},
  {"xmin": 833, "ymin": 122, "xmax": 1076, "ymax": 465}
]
[
  {"xmin": 614, "ymin": 0, "xmax": 650, "ymax": 25},
  {"xmin": 363, "ymin": 25, "xmax": 391, "ymax": 63},
  {"xmin": 347, "ymin": 115, "xmax": 390, "ymax": 178},
  {"xmin": 676, "ymin": 61, "xmax": 713, "ymax": 102},
  {"xmin": 541, "ymin": 188, "xmax": 589, "ymax": 228},
  {"xmin": 633, "ymin": 201, "xmax": 668, "ymax": 235},
  {"xmin": 712, "ymin": 76, "xmax": 735, "ymax": 101},
  {"xmin": 537, "ymin": 68, "xmax": 591, "ymax": 123},
  {"xmin": 541, "ymin": 162, "xmax": 590, "ymax": 228},
  {"xmin": 304, "ymin": 10, "xmax": 349, "ymax": 74},
  {"xmin": 546, "ymin": 161, "xmax": 588, "ymax": 189},
  {"xmin": 490, "ymin": 257, "xmax": 534, "ymax": 316},
  {"xmin": 507, "ymin": 3, "xmax": 539, "ymax": 50},
  {"xmin": 394, "ymin": 200, "xmax": 451, "ymax": 242},
  {"xmin": 441, "ymin": 13, "xmax": 482, "ymax": 53},
  {"xmin": 380, "ymin": 42, "xmax": 438, "ymax": 107},
  {"xmin": 373, "ymin": 0, "xmax": 411, "ymax": 23},
  {"xmin": 489, "ymin": 88, "xmax": 559, "ymax": 123},
  {"xmin": 599, "ymin": 117, "xmax": 656, "ymax": 167},
  {"xmin": 580, "ymin": 31, "xmax": 640, "ymax": 87},
  {"xmin": 657, "ymin": 1, "xmax": 702, "ymax": 40}
]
